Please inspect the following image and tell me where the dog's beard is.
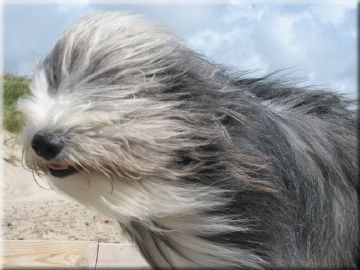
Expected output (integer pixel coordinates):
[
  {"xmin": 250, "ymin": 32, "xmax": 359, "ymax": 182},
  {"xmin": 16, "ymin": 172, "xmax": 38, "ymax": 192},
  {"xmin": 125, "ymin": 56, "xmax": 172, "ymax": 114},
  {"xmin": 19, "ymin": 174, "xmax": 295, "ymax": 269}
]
[
  {"xmin": 48, "ymin": 172, "xmax": 129, "ymax": 222},
  {"xmin": 47, "ymin": 169, "xmax": 230, "ymax": 225}
]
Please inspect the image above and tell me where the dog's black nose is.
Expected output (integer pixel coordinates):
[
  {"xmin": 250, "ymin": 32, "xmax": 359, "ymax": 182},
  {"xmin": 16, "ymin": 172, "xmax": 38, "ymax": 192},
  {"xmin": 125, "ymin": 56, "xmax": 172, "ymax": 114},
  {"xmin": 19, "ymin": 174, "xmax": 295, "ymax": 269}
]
[{"xmin": 31, "ymin": 132, "xmax": 63, "ymax": 160}]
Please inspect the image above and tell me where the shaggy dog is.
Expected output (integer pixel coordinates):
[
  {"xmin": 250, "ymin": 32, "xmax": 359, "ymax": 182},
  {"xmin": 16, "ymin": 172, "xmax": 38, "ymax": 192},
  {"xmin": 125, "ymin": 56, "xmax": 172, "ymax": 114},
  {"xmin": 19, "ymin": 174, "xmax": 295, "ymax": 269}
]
[{"xmin": 19, "ymin": 12, "xmax": 358, "ymax": 269}]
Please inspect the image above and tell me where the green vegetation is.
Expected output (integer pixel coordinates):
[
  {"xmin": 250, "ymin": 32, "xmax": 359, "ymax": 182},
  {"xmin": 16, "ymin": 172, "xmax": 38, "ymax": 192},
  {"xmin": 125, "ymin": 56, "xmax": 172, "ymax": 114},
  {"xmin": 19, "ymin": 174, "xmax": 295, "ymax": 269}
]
[{"xmin": 3, "ymin": 73, "xmax": 30, "ymax": 134}]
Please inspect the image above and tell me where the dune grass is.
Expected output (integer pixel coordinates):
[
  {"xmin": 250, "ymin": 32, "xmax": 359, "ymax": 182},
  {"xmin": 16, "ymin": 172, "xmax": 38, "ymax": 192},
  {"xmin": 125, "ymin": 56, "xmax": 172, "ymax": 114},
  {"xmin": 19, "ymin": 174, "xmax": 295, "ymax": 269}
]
[{"xmin": 3, "ymin": 73, "xmax": 30, "ymax": 134}]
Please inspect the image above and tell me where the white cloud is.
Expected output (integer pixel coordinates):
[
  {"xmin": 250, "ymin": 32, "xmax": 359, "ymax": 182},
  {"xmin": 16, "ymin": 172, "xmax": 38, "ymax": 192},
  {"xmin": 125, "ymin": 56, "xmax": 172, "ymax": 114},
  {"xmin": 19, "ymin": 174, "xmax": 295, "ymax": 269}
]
[
  {"xmin": 185, "ymin": 4, "xmax": 357, "ymax": 96},
  {"xmin": 189, "ymin": 26, "xmax": 269, "ymax": 73},
  {"xmin": 55, "ymin": 0, "xmax": 90, "ymax": 6},
  {"xmin": 222, "ymin": 3, "xmax": 268, "ymax": 23},
  {"xmin": 56, "ymin": 0, "xmax": 99, "ymax": 15},
  {"xmin": 309, "ymin": 3, "xmax": 355, "ymax": 27}
]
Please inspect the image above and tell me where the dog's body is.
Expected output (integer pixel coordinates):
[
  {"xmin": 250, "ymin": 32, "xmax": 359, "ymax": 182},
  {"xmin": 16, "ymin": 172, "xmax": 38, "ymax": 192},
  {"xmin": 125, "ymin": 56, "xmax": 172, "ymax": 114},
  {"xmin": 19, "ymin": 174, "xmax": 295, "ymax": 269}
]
[{"xmin": 19, "ymin": 12, "xmax": 358, "ymax": 268}]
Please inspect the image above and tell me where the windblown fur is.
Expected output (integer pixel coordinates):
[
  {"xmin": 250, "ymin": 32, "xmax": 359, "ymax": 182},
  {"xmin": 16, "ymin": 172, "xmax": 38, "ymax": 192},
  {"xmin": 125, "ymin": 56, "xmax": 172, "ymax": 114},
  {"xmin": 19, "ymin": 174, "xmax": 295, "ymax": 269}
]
[{"xmin": 19, "ymin": 12, "xmax": 358, "ymax": 268}]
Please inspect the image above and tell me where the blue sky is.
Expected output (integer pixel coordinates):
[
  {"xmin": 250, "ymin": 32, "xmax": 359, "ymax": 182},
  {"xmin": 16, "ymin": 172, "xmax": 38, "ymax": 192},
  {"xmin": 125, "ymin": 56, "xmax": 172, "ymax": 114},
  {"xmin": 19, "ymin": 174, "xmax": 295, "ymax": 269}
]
[{"xmin": 4, "ymin": 2, "xmax": 357, "ymax": 96}]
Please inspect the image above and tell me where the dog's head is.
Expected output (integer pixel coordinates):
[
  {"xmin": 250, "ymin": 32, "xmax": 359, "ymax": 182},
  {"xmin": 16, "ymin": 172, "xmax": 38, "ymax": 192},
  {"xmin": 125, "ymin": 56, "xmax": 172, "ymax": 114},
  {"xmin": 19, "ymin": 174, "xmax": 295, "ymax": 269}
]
[
  {"xmin": 18, "ymin": 12, "xmax": 234, "ymax": 222},
  {"xmin": 20, "ymin": 12, "xmax": 188, "ymax": 179}
]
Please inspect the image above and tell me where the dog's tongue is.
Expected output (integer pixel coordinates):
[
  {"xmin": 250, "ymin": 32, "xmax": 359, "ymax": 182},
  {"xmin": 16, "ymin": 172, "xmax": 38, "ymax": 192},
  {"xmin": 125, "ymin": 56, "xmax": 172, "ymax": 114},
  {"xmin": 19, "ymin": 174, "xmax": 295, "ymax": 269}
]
[{"xmin": 49, "ymin": 163, "xmax": 69, "ymax": 170}]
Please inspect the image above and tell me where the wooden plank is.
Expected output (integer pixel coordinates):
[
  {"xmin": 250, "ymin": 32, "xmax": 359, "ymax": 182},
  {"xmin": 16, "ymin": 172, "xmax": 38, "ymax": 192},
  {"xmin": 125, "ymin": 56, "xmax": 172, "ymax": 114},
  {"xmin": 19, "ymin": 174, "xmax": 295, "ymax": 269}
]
[
  {"xmin": 96, "ymin": 243, "xmax": 150, "ymax": 269},
  {"xmin": 2, "ymin": 240, "xmax": 98, "ymax": 269}
]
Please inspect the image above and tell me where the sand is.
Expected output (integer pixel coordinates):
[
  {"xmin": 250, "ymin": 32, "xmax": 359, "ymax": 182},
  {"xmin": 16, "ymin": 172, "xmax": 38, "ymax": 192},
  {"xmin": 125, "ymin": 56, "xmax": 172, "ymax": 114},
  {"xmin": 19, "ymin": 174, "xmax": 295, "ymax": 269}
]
[{"xmin": 2, "ymin": 133, "xmax": 128, "ymax": 243}]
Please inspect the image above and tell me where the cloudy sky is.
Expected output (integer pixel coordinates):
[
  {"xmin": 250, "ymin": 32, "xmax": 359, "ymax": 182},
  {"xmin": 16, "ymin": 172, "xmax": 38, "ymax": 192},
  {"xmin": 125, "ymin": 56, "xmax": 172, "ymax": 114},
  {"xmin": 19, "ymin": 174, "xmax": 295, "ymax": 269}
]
[{"xmin": 4, "ymin": 1, "xmax": 357, "ymax": 96}]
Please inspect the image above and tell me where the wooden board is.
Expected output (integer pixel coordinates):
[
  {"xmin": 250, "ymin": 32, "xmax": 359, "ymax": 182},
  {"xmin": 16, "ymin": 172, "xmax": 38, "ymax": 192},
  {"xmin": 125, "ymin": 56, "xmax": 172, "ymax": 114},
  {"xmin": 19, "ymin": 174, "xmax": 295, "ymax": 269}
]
[
  {"xmin": 2, "ymin": 240, "xmax": 98, "ymax": 269},
  {"xmin": 2, "ymin": 240, "xmax": 149, "ymax": 269},
  {"xmin": 96, "ymin": 243, "xmax": 149, "ymax": 269}
]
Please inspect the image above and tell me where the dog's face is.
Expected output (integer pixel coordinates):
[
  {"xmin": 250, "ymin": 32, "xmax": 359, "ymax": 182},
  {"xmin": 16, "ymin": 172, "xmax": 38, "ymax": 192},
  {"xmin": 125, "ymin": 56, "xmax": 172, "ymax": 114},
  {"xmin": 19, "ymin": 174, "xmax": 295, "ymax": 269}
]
[
  {"xmin": 18, "ymin": 67, "xmax": 181, "ymax": 181},
  {"xmin": 18, "ymin": 12, "xmax": 226, "ymax": 224},
  {"xmin": 19, "ymin": 13, "xmax": 178, "ymax": 178}
]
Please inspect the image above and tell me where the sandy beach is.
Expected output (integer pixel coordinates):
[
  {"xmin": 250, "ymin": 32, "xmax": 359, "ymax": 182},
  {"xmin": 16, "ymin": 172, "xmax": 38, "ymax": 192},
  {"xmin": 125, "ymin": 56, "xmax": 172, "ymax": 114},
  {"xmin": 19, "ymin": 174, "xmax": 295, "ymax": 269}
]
[{"xmin": 3, "ymin": 133, "xmax": 127, "ymax": 243}]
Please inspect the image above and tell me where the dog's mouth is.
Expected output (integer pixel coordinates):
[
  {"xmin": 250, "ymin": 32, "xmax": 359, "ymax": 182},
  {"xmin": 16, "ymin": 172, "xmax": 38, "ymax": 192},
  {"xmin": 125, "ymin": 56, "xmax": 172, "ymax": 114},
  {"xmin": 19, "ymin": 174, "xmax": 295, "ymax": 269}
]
[{"xmin": 48, "ymin": 163, "xmax": 78, "ymax": 178}]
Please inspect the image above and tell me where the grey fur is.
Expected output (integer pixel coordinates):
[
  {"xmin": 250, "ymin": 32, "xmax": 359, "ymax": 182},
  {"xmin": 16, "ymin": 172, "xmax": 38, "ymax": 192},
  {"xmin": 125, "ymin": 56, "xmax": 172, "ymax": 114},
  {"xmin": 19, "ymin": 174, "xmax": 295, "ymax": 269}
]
[{"xmin": 19, "ymin": 12, "xmax": 358, "ymax": 268}]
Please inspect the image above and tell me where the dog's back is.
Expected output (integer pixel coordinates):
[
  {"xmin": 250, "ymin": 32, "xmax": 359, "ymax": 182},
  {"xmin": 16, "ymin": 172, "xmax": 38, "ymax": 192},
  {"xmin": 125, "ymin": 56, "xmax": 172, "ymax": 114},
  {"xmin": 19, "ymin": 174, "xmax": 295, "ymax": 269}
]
[
  {"xmin": 125, "ymin": 69, "xmax": 358, "ymax": 267},
  {"xmin": 218, "ymin": 77, "xmax": 358, "ymax": 266}
]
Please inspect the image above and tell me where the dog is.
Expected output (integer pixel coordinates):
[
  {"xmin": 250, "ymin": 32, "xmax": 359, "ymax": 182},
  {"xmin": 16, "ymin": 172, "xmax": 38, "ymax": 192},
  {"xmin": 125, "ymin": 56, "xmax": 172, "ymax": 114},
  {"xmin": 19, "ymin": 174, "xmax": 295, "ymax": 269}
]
[{"xmin": 18, "ymin": 12, "xmax": 358, "ymax": 268}]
